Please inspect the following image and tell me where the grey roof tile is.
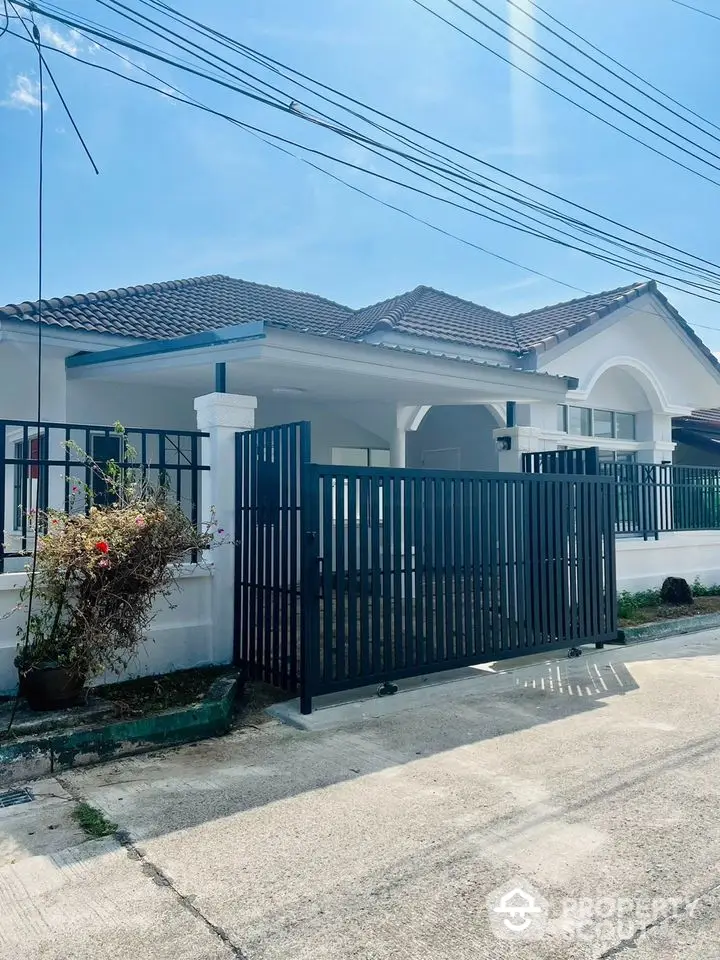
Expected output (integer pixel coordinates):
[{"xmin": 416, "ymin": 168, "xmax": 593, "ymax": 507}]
[
  {"xmin": 0, "ymin": 275, "xmax": 353, "ymax": 341},
  {"xmin": 2, "ymin": 274, "xmax": 717, "ymax": 377},
  {"xmin": 345, "ymin": 285, "xmax": 519, "ymax": 350}
]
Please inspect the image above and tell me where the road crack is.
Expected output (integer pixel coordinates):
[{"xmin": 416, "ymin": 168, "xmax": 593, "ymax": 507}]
[
  {"xmin": 116, "ymin": 830, "xmax": 248, "ymax": 959},
  {"xmin": 598, "ymin": 878, "xmax": 720, "ymax": 958},
  {"xmin": 56, "ymin": 776, "xmax": 247, "ymax": 959}
]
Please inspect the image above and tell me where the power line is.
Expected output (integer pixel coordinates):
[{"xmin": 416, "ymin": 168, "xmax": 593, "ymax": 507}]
[
  {"xmin": 12, "ymin": 8, "xmax": 99, "ymax": 173},
  {"xmin": 132, "ymin": 0, "xmax": 720, "ymax": 281},
  {"xmin": 506, "ymin": 0, "xmax": 720, "ymax": 144},
  {"xmin": 410, "ymin": 0, "xmax": 720, "ymax": 188},
  {"xmin": 74, "ymin": 0, "xmax": 720, "ymax": 285},
  {"xmin": 9, "ymin": 27, "xmax": 720, "ymax": 336},
  {"xmin": 669, "ymin": 0, "xmax": 720, "ymax": 23},
  {"xmin": 464, "ymin": 0, "xmax": 720, "ymax": 163},
  {"xmin": 16, "ymin": 27, "xmax": 720, "ymax": 314},
  {"xmin": 13, "ymin": 20, "xmax": 720, "ymax": 295},
  {"xmin": 528, "ymin": 0, "xmax": 720, "ymax": 137},
  {"xmin": 6, "ymin": 10, "xmax": 45, "ymax": 734},
  {"xmin": 10, "ymin": 0, "xmax": 720, "ymax": 295},
  {"xmin": 140, "ymin": 0, "xmax": 720, "ymax": 272},
  {"xmin": 17, "ymin": 0, "xmax": 720, "ymax": 284}
]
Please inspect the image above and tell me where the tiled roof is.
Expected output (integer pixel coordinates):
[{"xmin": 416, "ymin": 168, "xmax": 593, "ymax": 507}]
[
  {"xmin": 676, "ymin": 408, "xmax": 720, "ymax": 427},
  {"xmin": 0, "ymin": 275, "xmax": 353, "ymax": 341},
  {"xmin": 2, "ymin": 276, "xmax": 716, "ymax": 376},
  {"xmin": 345, "ymin": 285, "xmax": 518, "ymax": 350},
  {"xmin": 511, "ymin": 282, "xmax": 651, "ymax": 350}
]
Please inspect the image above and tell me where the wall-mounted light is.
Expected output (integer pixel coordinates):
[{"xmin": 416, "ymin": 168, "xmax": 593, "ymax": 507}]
[{"xmin": 496, "ymin": 436, "xmax": 512, "ymax": 452}]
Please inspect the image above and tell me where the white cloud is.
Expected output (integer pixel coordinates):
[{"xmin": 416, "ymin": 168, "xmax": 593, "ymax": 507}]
[
  {"xmin": 1, "ymin": 74, "xmax": 43, "ymax": 110},
  {"xmin": 39, "ymin": 24, "xmax": 81, "ymax": 56}
]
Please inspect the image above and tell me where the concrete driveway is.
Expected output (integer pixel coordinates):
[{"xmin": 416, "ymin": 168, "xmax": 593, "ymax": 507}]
[{"xmin": 3, "ymin": 631, "xmax": 720, "ymax": 959}]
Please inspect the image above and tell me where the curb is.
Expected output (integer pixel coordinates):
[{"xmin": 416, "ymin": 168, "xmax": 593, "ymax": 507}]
[
  {"xmin": 620, "ymin": 611, "xmax": 720, "ymax": 645},
  {"xmin": 0, "ymin": 675, "xmax": 239, "ymax": 788}
]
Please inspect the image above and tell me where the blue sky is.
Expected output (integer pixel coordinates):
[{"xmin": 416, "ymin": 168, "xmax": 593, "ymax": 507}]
[{"xmin": 1, "ymin": 0, "xmax": 719, "ymax": 349}]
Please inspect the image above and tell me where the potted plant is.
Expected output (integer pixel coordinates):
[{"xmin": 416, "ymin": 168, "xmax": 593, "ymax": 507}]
[{"xmin": 15, "ymin": 428, "xmax": 216, "ymax": 711}]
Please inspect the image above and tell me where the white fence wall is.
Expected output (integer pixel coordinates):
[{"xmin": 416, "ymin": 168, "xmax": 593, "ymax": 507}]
[
  {"xmin": 616, "ymin": 531, "xmax": 720, "ymax": 593},
  {"xmin": 0, "ymin": 565, "xmax": 217, "ymax": 696}
]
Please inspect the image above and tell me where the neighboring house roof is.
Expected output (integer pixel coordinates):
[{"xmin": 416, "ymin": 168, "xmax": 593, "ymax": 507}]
[
  {"xmin": 675, "ymin": 408, "xmax": 720, "ymax": 429},
  {"xmin": 2, "ymin": 275, "xmax": 716, "ymax": 372}
]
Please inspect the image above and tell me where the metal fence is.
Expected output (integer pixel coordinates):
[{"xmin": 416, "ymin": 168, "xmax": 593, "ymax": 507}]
[
  {"xmin": 0, "ymin": 419, "xmax": 209, "ymax": 572},
  {"xmin": 235, "ymin": 423, "xmax": 618, "ymax": 714},
  {"xmin": 599, "ymin": 461, "xmax": 720, "ymax": 539},
  {"xmin": 524, "ymin": 448, "xmax": 720, "ymax": 539},
  {"xmin": 522, "ymin": 448, "xmax": 600, "ymax": 475}
]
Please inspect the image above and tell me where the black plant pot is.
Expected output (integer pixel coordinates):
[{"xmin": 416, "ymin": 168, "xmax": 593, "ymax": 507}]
[{"xmin": 22, "ymin": 664, "xmax": 86, "ymax": 711}]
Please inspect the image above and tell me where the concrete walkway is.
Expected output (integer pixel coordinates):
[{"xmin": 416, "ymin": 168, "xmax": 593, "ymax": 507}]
[{"xmin": 3, "ymin": 631, "xmax": 720, "ymax": 959}]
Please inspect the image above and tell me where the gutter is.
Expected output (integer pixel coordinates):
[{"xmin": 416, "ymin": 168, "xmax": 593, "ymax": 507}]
[{"xmin": 65, "ymin": 321, "xmax": 266, "ymax": 370}]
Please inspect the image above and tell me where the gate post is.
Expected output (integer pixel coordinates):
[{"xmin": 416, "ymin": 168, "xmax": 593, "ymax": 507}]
[{"xmin": 194, "ymin": 393, "xmax": 257, "ymax": 665}]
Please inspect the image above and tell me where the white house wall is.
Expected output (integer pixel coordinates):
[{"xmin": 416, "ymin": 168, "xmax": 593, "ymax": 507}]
[
  {"xmin": 66, "ymin": 380, "xmax": 198, "ymax": 431},
  {"xmin": 0, "ymin": 566, "xmax": 215, "ymax": 695},
  {"xmin": 255, "ymin": 397, "xmax": 390, "ymax": 463},
  {"xmin": 0, "ymin": 341, "xmax": 67, "ymax": 421},
  {"xmin": 579, "ymin": 367, "xmax": 649, "ymax": 411},
  {"xmin": 616, "ymin": 532, "xmax": 720, "ymax": 593},
  {"xmin": 406, "ymin": 404, "xmax": 500, "ymax": 471},
  {"xmin": 535, "ymin": 293, "xmax": 720, "ymax": 412}
]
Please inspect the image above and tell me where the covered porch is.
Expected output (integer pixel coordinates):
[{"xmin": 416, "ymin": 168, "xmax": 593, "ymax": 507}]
[{"xmin": 65, "ymin": 322, "xmax": 575, "ymax": 471}]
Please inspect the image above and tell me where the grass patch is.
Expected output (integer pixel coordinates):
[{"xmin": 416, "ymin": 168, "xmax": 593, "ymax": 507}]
[
  {"xmin": 72, "ymin": 802, "xmax": 118, "ymax": 839},
  {"xmin": 96, "ymin": 666, "xmax": 233, "ymax": 717},
  {"xmin": 618, "ymin": 580, "xmax": 720, "ymax": 627}
]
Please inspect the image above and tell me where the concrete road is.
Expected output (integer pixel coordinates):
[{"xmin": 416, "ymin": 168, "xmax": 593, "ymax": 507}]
[{"xmin": 3, "ymin": 631, "xmax": 720, "ymax": 959}]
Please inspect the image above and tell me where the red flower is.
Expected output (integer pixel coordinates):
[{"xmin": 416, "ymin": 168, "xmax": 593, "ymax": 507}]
[{"xmin": 95, "ymin": 540, "xmax": 109, "ymax": 554}]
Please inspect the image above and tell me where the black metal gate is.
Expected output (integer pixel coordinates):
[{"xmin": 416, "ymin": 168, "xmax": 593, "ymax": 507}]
[
  {"xmin": 522, "ymin": 447, "xmax": 599, "ymax": 475},
  {"xmin": 236, "ymin": 425, "xmax": 618, "ymax": 714},
  {"xmin": 234, "ymin": 422, "xmax": 310, "ymax": 700}
]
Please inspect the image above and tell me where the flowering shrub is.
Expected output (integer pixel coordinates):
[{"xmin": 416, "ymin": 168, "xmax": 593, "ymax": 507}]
[{"xmin": 16, "ymin": 429, "xmax": 216, "ymax": 682}]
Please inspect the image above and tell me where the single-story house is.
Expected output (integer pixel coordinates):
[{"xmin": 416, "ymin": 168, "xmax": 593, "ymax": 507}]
[
  {"xmin": 0, "ymin": 273, "xmax": 719, "ymax": 696},
  {"xmin": 1, "ymin": 274, "xmax": 717, "ymax": 470}
]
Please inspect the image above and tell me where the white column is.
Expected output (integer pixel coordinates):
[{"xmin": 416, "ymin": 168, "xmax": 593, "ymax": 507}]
[
  {"xmin": 493, "ymin": 426, "xmax": 555, "ymax": 472},
  {"xmin": 194, "ymin": 392, "xmax": 257, "ymax": 664},
  {"xmin": 390, "ymin": 425, "xmax": 406, "ymax": 468},
  {"xmin": 635, "ymin": 412, "xmax": 675, "ymax": 464}
]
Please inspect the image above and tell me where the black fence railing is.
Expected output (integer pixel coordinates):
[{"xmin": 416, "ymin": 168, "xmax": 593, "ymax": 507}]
[
  {"xmin": 522, "ymin": 448, "xmax": 600, "ymax": 475},
  {"xmin": 599, "ymin": 461, "xmax": 720, "ymax": 539},
  {"xmin": 523, "ymin": 447, "xmax": 720, "ymax": 539},
  {"xmin": 0, "ymin": 420, "xmax": 209, "ymax": 573}
]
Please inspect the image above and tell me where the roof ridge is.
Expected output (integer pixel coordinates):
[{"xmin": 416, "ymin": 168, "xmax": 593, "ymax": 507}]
[
  {"xmin": 0, "ymin": 274, "xmax": 231, "ymax": 319},
  {"xmin": 510, "ymin": 280, "xmax": 650, "ymax": 320},
  {"xmin": 417, "ymin": 283, "xmax": 511, "ymax": 320}
]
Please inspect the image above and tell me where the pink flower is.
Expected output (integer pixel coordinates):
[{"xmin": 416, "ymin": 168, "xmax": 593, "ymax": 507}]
[
  {"xmin": 98, "ymin": 558, "xmax": 110, "ymax": 568},
  {"xmin": 218, "ymin": 528, "xmax": 225, "ymax": 535},
  {"xmin": 71, "ymin": 485, "xmax": 79, "ymax": 493},
  {"xmin": 135, "ymin": 516, "xmax": 145, "ymax": 526}
]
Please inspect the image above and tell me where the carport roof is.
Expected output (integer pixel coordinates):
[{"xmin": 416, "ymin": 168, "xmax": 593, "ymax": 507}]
[{"xmin": 3, "ymin": 274, "xmax": 716, "ymax": 370}]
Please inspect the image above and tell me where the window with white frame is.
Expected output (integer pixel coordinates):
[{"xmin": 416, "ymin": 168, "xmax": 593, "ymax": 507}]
[
  {"xmin": 331, "ymin": 447, "xmax": 390, "ymax": 467},
  {"xmin": 556, "ymin": 405, "xmax": 636, "ymax": 441},
  {"xmin": 330, "ymin": 448, "xmax": 390, "ymax": 523}
]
